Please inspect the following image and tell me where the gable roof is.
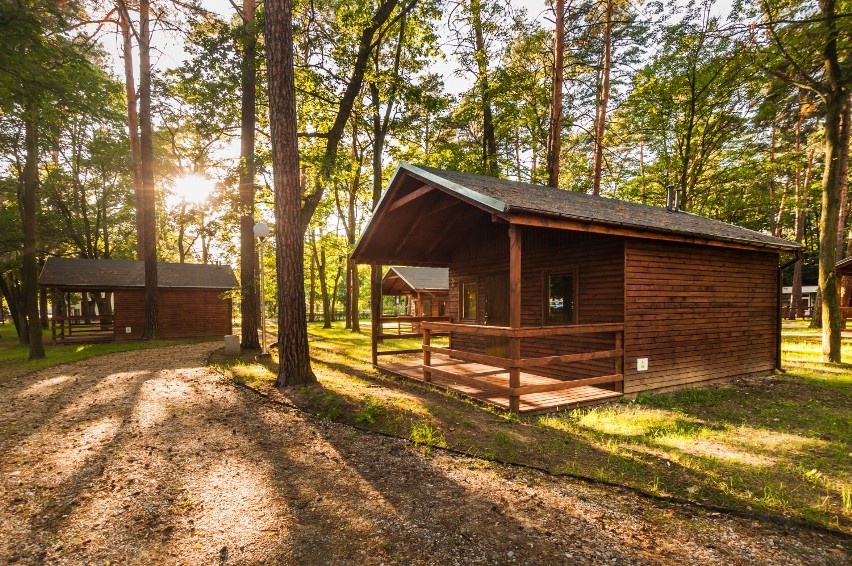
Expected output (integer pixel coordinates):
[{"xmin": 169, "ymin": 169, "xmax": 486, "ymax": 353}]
[
  {"xmin": 384, "ymin": 267, "xmax": 449, "ymax": 292},
  {"xmin": 396, "ymin": 164, "xmax": 798, "ymax": 251},
  {"xmin": 39, "ymin": 258, "xmax": 238, "ymax": 290}
]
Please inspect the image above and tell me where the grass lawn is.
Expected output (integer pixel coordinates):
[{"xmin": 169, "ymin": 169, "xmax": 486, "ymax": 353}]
[
  {"xmin": 212, "ymin": 319, "xmax": 852, "ymax": 534},
  {"xmin": 0, "ymin": 323, "xmax": 215, "ymax": 384}
]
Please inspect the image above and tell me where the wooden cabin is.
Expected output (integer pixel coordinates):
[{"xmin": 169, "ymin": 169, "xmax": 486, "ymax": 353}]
[
  {"xmin": 39, "ymin": 258, "xmax": 237, "ymax": 342},
  {"xmin": 838, "ymin": 257, "xmax": 852, "ymax": 327},
  {"xmin": 352, "ymin": 163, "xmax": 800, "ymax": 414},
  {"xmin": 382, "ymin": 266, "xmax": 448, "ymax": 317}
]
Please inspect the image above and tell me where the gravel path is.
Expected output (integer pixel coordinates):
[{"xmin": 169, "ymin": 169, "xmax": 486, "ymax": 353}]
[{"xmin": 0, "ymin": 343, "xmax": 849, "ymax": 565}]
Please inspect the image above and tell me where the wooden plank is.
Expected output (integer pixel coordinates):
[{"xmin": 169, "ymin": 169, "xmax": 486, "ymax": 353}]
[
  {"xmin": 509, "ymin": 224, "xmax": 522, "ymax": 329},
  {"xmin": 422, "ymin": 326, "xmax": 431, "ymax": 382},
  {"xmin": 387, "ymin": 184, "xmax": 432, "ymax": 211},
  {"xmin": 371, "ymin": 263, "xmax": 381, "ymax": 366},
  {"xmin": 516, "ymin": 348, "xmax": 619, "ymax": 368},
  {"xmin": 380, "ymin": 316, "xmax": 450, "ymax": 323},
  {"xmin": 377, "ymin": 349, "xmax": 422, "ymax": 356},
  {"xmin": 514, "ymin": 373, "xmax": 623, "ymax": 396},
  {"xmin": 423, "ymin": 345, "xmax": 512, "ymax": 368},
  {"xmin": 422, "ymin": 321, "xmax": 624, "ymax": 337},
  {"xmin": 426, "ymin": 366, "xmax": 513, "ymax": 395}
]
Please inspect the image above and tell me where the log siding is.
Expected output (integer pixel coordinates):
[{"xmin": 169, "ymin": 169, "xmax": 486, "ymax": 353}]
[
  {"xmin": 114, "ymin": 288, "xmax": 233, "ymax": 340},
  {"xmin": 623, "ymin": 241, "xmax": 777, "ymax": 394}
]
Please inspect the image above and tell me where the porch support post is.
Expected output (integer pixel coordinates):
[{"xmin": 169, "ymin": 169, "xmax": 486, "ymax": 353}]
[
  {"xmin": 508, "ymin": 224, "xmax": 522, "ymax": 412},
  {"xmin": 50, "ymin": 288, "xmax": 57, "ymax": 343},
  {"xmin": 423, "ymin": 326, "xmax": 432, "ymax": 382},
  {"xmin": 370, "ymin": 262, "xmax": 381, "ymax": 366}
]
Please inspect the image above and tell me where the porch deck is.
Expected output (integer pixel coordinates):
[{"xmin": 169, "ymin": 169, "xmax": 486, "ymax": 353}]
[{"xmin": 379, "ymin": 354, "xmax": 622, "ymax": 415}]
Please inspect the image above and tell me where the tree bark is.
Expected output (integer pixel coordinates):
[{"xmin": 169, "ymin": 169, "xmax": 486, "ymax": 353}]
[
  {"xmin": 591, "ymin": 0, "xmax": 613, "ymax": 196},
  {"xmin": 836, "ymin": 92, "xmax": 850, "ymax": 254},
  {"xmin": 471, "ymin": 0, "xmax": 498, "ymax": 176},
  {"xmin": 308, "ymin": 231, "xmax": 317, "ymax": 322},
  {"xmin": 546, "ymin": 0, "xmax": 564, "ymax": 188},
  {"xmin": 22, "ymin": 111, "xmax": 45, "ymax": 359},
  {"xmin": 1, "ymin": 272, "xmax": 23, "ymax": 340},
  {"xmin": 817, "ymin": 0, "xmax": 844, "ymax": 362},
  {"xmin": 139, "ymin": 0, "xmax": 159, "ymax": 340},
  {"xmin": 239, "ymin": 0, "xmax": 261, "ymax": 350},
  {"xmin": 118, "ymin": 2, "xmax": 144, "ymax": 259},
  {"xmin": 266, "ymin": 0, "xmax": 315, "ymax": 386}
]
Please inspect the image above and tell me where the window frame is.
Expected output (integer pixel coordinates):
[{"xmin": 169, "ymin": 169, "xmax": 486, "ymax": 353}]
[
  {"xmin": 459, "ymin": 278, "xmax": 478, "ymax": 322},
  {"xmin": 543, "ymin": 269, "xmax": 578, "ymax": 325}
]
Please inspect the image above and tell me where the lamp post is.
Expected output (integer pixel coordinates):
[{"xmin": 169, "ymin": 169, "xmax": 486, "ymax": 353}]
[{"xmin": 253, "ymin": 222, "xmax": 271, "ymax": 357}]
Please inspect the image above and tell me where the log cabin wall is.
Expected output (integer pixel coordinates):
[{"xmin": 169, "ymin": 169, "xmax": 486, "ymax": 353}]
[
  {"xmin": 623, "ymin": 240, "xmax": 778, "ymax": 394},
  {"xmin": 448, "ymin": 221, "xmax": 625, "ymax": 383},
  {"xmin": 114, "ymin": 288, "xmax": 233, "ymax": 340}
]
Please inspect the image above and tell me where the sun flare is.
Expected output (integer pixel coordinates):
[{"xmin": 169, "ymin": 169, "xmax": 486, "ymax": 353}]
[{"xmin": 172, "ymin": 174, "xmax": 217, "ymax": 203}]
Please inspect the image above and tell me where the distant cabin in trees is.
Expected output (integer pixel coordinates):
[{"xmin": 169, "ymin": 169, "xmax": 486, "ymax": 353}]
[
  {"xmin": 39, "ymin": 258, "xmax": 237, "ymax": 342},
  {"xmin": 837, "ymin": 257, "xmax": 852, "ymax": 328},
  {"xmin": 352, "ymin": 163, "xmax": 800, "ymax": 414},
  {"xmin": 382, "ymin": 266, "xmax": 448, "ymax": 317}
]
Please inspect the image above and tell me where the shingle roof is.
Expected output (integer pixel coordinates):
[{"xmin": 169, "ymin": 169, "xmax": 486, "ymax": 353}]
[
  {"xmin": 386, "ymin": 267, "xmax": 449, "ymax": 291},
  {"xmin": 404, "ymin": 164, "xmax": 799, "ymax": 251},
  {"xmin": 39, "ymin": 258, "xmax": 238, "ymax": 290},
  {"xmin": 838, "ymin": 256, "xmax": 852, "ymax": 275}
]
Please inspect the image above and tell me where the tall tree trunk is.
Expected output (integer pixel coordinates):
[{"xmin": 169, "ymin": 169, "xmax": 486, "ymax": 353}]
[
  {"xmin": 810, "ymin": 287, "xmax": 823, "ymax": 328},
  {"xmin": 1, "ymin": 273, "xmax": 23, "ymax": 339},
  {"xmin": 22, "ymin": 111, "xmax": 44, "ymax": 358},
  {"xmin": 546, "ymin": 0, "xmax": 564, "ymax": 188},
  {"xmin": 836, "ymin": 92, "xmax": 850, "ymax": 254},
  {"xmin": 791, "ymin": 145, "xmax": 815, "ymax": 318},
  {"xmin": 139, "ymin": 0, "xmax": 159, "ymax": 340},
  {"xmin": 239, "ymin": 0, "xmax": 260, "ymax": 350},
  {"xmin": 838, "ymin": 93, "xmax": 851, "ymax": 306},
  {"xmin": 308, "ymin": 235, "xmax": 316, "ymax": 323},
  {"xmin": 591, "ymin": 0, "xmax": 613, "ymax": 196},
  {"xmin": 317, "ymin": 245, "xmax": 331, "ymax": 329},
  {"xmin": 118, "ymin": 3, "xmax": 144, "ymax": 259},
  {"xmin": 266, "ymin": 0, "xmax": 314, "ymax": 385},
  {"xmin": 330, "ymin": 262, "xmax": 342, "ymax": 322},
  {"xmin": 39, "ymin": 286, "xmax": 48, "ymax": 329},
  {"xmin": 817, "ymin": 0, "xmax": 844, "ymax": 362},
  {"xmin": 471, "ymin": 0, "xmax": 498, "ymax": 176},
  {"xmin": 769, "ymin": 123, "xmax": 778, "ymax": 235}
]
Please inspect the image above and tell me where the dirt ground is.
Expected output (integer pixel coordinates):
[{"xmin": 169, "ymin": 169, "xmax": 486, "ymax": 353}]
[{"xmin": 0, "ymin": 343, "xmax": 849, "ymax": 565}]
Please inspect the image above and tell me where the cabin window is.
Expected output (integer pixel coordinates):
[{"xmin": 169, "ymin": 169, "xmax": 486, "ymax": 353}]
[
  {"xmin": 460, "ymin": 280, "xmax": 477, "ymax": 321},
  {"xmin": 546, "ymin": 271, "xmax": 576, "ymax": 324}
]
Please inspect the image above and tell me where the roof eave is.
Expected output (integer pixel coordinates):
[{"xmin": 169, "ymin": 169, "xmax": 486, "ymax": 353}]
[{"xmin": 505, "ymin": 206, "xmax": 802, "ymax": 253}]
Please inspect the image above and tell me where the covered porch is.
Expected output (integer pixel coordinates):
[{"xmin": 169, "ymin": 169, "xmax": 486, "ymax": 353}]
[{"xmin": 354, "ymin": 165, "xmax": 626, "ymax": 414}]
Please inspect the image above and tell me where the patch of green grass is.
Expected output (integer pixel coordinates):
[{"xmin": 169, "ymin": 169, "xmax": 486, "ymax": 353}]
[
  {"xmin": 0, "ymin": 325, "xmax": 213, "ymax": 384},
  {"xmin": 410, "ymin": 421, "xmax": 446, "ymax": 447},
  {"xmin": 210, "ymin": 320, "xmax": 852, "ymax": 534}
]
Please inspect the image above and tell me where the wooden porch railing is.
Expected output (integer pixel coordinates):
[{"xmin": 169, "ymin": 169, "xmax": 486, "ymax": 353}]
[
  {"xmin": 375, "ymin": 316, "xmax": 450, "ymax": 357},
  {"xmin": 842, "ymin": 308, "xmax": 852, "ymax": 329},
  {"xmin": 52, "ymin": 315, "xmax": 115, "ymax": 342},
  {"xmin": 421, "ymin": 321, "xmax": 624, "ymax": 412}
]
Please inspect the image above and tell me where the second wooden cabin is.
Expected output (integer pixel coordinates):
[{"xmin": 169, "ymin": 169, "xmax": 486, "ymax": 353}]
[{"xmin": 353, "ymin": 163, "xmax": 800, "ymax": 414}]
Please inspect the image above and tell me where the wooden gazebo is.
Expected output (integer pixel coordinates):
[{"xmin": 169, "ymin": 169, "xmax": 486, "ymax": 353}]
[
  {"xmin": 39, "ymin": 258, "xmax": 237, "ymax": 342},
  {"xmin": 352, "ymin": 163, "xmax": 800, "ymax": 414}
]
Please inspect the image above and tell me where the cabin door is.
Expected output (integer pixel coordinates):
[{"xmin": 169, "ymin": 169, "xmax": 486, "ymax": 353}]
[{"xmin": 484, "ymin": 272, "xmax": 510, "ymax": 358}]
